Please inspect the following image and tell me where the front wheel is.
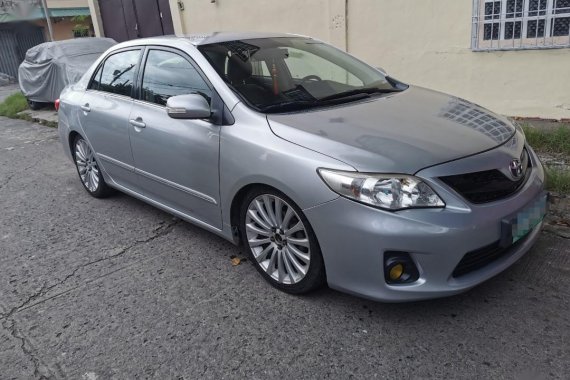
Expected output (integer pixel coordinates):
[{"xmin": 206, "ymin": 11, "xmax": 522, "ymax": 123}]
[
  {"xmin": 73, "ymin": 135, "xmax": 113, "ymax": 198},
  {"xmin": 240, "ymin": 188, "xmax": 326, "ymax": 294}
]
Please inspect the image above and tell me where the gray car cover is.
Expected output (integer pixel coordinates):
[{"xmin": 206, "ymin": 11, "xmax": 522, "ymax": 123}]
[{"xmin": 18, "ymin": 37, "xmax": 116, "ymax": 103}]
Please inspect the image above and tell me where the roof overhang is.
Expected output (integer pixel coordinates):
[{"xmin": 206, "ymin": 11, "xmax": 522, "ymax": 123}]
[{"xmin": 0, "ymin": 7, "xmax": 90, "ymax": 23}]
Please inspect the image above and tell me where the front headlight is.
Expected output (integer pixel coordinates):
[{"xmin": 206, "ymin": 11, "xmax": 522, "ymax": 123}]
[{"xmin": 318, "ymin": 169, "xmax": 445, "ymax": 211}]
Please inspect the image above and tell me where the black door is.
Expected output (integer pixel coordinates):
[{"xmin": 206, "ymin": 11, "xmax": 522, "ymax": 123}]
[
  {"xmin": 99, "ymin": 0, "xmax": 175, "ymax": 43},
  {"xmin": 158, "ymin": 0, "xmax": 175, "ymax": 34}
]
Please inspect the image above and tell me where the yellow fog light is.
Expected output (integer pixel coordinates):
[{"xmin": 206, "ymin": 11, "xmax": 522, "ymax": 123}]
[{"xmin": 389, "ymin": 263, "xmax": 404, "ymax": 281}]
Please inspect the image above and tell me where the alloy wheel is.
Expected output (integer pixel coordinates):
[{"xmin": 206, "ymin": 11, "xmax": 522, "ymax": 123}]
[
  {"xmin": 245, "ymin": 194, "xmax": 311, "ymax": 285},
  {"xmin": 75, "ymin": 139, "xmax": 100, "ymax": 193}
]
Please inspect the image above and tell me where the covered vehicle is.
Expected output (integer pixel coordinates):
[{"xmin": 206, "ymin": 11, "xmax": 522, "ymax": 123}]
[{"xmin": 18, "ymin": 37, "xmax": 116, "ymax": 109}]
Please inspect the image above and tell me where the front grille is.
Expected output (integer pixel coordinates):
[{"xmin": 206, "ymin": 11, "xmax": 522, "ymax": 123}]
[
  {"xmin": 439, "ymin": 149, "xmax": 531, "ymax": 204},
  {"xmin": 452, "ymin": 233, "xmax": 531, "ymax": 278}
]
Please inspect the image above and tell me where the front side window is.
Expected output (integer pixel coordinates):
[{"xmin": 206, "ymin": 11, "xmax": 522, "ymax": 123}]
[
  {"xmin": 141, "ymin": 50, "xmax": 211, "ymax": 106},
  {"xmin": 473, "ymin": 0, "xmax": 570, "ymax": 50},
  {"xmin": 199, "ymin": 37, "xmax": 403, "ymax": 113},
  {"xmin": 91, "ymin": 50, "xmax": 140, "ymax": 96}
]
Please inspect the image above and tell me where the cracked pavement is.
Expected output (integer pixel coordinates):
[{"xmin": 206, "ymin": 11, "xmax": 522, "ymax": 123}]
[{"xmin": 0, "ymin": 116, "xmax": 569, "ymax": 379}]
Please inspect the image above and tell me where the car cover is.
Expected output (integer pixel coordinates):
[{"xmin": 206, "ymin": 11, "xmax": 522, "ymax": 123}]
[{"xmin": 18, "ymin": 37, "xmax": 116, "ymax": 103}]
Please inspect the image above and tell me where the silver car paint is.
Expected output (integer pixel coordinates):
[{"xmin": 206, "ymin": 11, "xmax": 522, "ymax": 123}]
[
  {"xmin": 58, "ymin": 33, "xmax": 545, "ymax": 302},
  {"xmin": 129, "ymin": 99, "xmax": 222, "ymax": 228},
  {"xmin": 267, "ymin": 87, "xmax": 516, "ymax": 174},
  {"xmin": 78, "ymin": 91, "xmax": 139, "ymax": 191}
]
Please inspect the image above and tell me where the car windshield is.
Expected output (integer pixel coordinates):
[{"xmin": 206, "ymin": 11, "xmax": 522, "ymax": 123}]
[{"xmin": 198, "ymin": 37, "xmax": 405, "ymax": 113}]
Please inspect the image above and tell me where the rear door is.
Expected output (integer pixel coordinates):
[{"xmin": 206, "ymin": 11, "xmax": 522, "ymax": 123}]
[
  {"xmin": 128, "ymin": 48, "xmax": 222, "ymax": 228},
  {"xmin": 79, "ymin": 49, "xmax": 142, "ymax": 191}
]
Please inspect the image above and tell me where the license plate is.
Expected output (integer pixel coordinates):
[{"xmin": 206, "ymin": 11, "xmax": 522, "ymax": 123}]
[{"xmin": 501, "ymin": 193, "xmax": 548, "ymax": 246}]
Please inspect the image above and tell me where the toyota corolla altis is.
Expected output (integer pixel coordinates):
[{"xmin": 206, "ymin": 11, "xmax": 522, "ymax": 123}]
[{"xmin": 58, "ymin": 32, "xmax": 547, "ymax": 301}]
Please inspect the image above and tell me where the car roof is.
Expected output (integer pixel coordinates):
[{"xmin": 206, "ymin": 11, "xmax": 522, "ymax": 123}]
[{"xmin": 111, "ymin": 32, "xmax": 309, "ymax": 50}]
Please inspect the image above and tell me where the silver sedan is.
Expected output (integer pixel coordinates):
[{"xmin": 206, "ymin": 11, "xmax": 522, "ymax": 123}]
[{"xmin": 57, "ymin": 32, "xmax": 547, "ymax": 302}]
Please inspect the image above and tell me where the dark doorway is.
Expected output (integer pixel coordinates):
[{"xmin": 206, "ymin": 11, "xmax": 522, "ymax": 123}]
[{"xmin": 99, "ymin": 0, "xmax": 175, "ymax": 43}]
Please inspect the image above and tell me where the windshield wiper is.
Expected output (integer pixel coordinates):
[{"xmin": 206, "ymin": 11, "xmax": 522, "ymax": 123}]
[
  {"xmin": 258, "ymin": 87, "xmax": 401, "ymax": 113},
  {"xmin": 258, "ymin": 91, "xmax": 379, "ymax": 113},
  {"xmin": 258, "ymin": 100, "xmax": 318, "ymax": 113},
  {"xmin": 319, "ymin": 87, "xmax": 402, "ymax": 102}
]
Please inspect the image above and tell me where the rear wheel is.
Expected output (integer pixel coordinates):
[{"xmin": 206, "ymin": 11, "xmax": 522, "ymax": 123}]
[
  {"xmin": 240, "ymin": 187, "xmax": 326, "ymax": 294},
  {"xmin": 26, "ymin": 98, "xmax": 45, "ymax": 110},
  {"xmin": 73, "ymin": 135, "xmax": 113, "ymax": 198}
]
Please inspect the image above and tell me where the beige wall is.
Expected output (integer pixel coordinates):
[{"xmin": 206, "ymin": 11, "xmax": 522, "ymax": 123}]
[
  {"xmin": 34, "ymin": 18, "xmax": 89, "ymax": 41},
  {"xmin": 173, "ymin": 0, "xmax": 570, "ymax": 119},
  {"xmin": 37, "ymin": 0, "xmax": 91, "ymax": 40},
  {"xmin": 46, "ymin": 0, "xmax": 88, "ymax": 8},
  {"xmin": 173, "ymin": 0, "xmax": 347, "ymax": 48}
]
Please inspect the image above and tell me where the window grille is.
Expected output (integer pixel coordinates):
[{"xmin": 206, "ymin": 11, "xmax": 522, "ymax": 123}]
[{"xmin": 472, "ymin": 0, "xmax": 570, "ymax": 50}]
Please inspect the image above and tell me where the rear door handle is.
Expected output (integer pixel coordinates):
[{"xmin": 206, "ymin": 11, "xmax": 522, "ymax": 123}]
[
  {"xmin": 81, "ymin": 104, "xmax": 91, "ymax": 112},
  {"xmin": 129, "ymin": 118, "xmax": 146, "ymax": 128}
]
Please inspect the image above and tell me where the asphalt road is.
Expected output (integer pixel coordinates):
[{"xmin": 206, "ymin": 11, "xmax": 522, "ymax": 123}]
[{"xmin": 0, "ymin": 117, "xmax": 569, "ymax": 379}]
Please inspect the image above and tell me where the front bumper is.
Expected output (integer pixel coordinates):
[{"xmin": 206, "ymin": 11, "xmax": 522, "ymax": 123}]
[{"xmin": 304, "ymin": 146, "xmax": 545, "ymax": 302}]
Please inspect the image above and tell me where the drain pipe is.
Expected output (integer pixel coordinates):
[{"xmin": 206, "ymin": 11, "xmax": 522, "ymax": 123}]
[{"xmin": 40, "ymin": 0, "xmax": 54, "ymax": 41}]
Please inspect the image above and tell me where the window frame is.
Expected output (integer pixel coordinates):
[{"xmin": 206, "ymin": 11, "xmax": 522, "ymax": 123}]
[
  {"xmin": 134, "ymin": 45, "xmax": 230, "ymax": 126},
  {"xmin": 472, "ymin": 0, "xmax": 570, "ymax": 51},
  {"xmin": 135, "ymin": 46, "xmax": 216, "ymax": 108},
  {"xmin": 86, "ymin": 47, "xmax": 143, "ymax": 99}
]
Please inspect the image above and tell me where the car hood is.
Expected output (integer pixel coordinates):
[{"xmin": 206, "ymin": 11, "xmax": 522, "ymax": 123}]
[{"xmin": 266, "ymin": 86, "xmax": 516, "ymax": 174}]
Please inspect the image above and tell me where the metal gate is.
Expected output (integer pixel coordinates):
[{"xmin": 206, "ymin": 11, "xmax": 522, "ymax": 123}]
[
  {"xmin": 0, "ymin": 23, "xmax": 45, "ymax": 78},
  {"xmin": 99, "ymin": 0, "xmax": 174, "ymax": 43}
]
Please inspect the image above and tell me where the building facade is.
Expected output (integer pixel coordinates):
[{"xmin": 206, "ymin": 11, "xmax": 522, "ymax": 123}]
[
  {"xmin": 0, "ymin": 0, "xmax": 92, "ymax": 79},
  {"xmin": 86, "ymin": 0, "xmax": 570, "ymax": 120},
  {"xmin": 34, "ymin": 0, "xmax": 93, "ymax": 41}
]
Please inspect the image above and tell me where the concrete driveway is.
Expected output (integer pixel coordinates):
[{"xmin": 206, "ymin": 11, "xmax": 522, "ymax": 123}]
[{"xmin": 0, "ymin": 117, "xmax": 569, "ymax": 379}]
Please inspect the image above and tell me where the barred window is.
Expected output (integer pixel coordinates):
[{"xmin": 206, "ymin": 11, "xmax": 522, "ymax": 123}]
[{"xmin": 472, "ymin": 0, "xmax": 570, "ymax": 50}]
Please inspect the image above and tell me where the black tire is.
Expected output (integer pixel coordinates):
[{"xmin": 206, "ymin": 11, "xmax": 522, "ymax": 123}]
[
  {"xmin": 26, "ymin": 99, "xmax": 44, "ymax": 110},
  {"xmin": 239, "ymin": 186, "xmax": 326, "ymax": 294},
  {"xmin": 72, "ymin": 135, "xmax": 113, "ymax": 198}
]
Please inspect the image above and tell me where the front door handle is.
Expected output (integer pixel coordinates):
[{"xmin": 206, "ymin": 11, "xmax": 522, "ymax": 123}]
[
  {"xmin": 81, "ymin": 103, "xmax": 91, "ymax": 112},
  {"xmin": 129, "ymin": 118, "xmax": 146, "ymax": 129}
]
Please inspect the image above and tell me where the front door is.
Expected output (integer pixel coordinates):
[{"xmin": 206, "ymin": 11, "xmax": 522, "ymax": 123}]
[
  {"xmin": 129, "ymin": 48, "xmax": 221, "ymax": 228},
  {"xmin": 79, "ymin": 49, "xmax": 142, "ymax": 190}
]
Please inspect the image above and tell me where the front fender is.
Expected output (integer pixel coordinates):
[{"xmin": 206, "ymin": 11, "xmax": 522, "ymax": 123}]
[{"xmin": 219, "ymin": 103, "xmax": 355, "ymax": 231}]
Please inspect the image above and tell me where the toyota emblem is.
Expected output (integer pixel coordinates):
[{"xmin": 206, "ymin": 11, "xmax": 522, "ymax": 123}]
[{"xmin": 509, "ymin": 159, "xmax": 524, "ymax": 179}]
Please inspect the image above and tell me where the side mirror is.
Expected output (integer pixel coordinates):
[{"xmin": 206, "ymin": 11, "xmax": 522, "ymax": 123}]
[{"xmin": 166, "ymin": 94, "xmax": 211, "ymax": 119}]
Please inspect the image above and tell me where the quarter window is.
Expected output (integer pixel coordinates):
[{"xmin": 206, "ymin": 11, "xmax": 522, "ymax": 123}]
[
  {"xmin": 472, "ymin": 0, "xmax": 570, "ymax": 50},
  {"xmin": 141, "ymin": 50, "xmax": 211, "ymax": 106},
  {"xmin": 94, "ymin": 50, "xmax": 140, "ymax": 96}
]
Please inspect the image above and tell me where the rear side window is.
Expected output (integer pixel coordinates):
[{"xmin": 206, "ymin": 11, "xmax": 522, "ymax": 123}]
[
  {"xmin": 92, "ymin": 50, "xmax": 140, "ymax": 97},
  {"xmin": 141, "ymin": 50, "xmax": 211, "ymax": 106}
]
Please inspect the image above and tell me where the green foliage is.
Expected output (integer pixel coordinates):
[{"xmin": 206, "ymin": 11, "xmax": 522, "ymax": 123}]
[
  {"xmin": 72, "ymin": 15, "xmax": 91, "ymax": 35},
  {"xmin": 522, "ymin": 124, "xmax": 570, "ymax": 156},
  {"xmin": 545, "ymin": 167, "xmax": 570, "ymax": 194},
  {"xmin": 71, "ymin": 15, "xmax": 89, "ymax": 23},
  {"xmin": 0, "ymin": 92, "xmax": 28, "ymax": 118}
]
